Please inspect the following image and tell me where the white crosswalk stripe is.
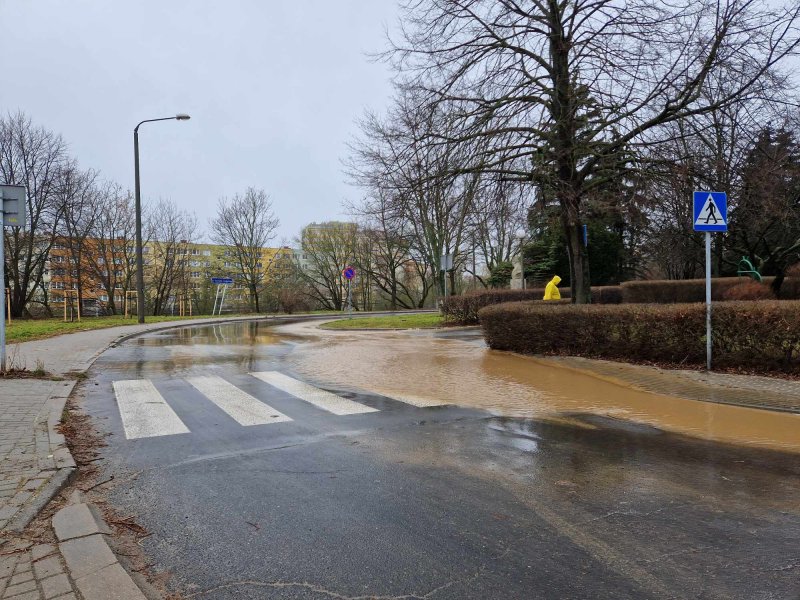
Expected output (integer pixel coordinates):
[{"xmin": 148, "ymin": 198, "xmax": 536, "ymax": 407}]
[
  {"xmin": 112, "ymin": 379, "xmax": 190, "ymax": 439},
  {"xmin": 249, "ymin": 371, "xmax": 379, "ymax": 416},
  {"xmin": 186, "ymin": 375, "xmax": 292, "ymax": 426}
]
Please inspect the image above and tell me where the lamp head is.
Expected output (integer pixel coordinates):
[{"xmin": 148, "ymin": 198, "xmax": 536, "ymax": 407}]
[
  {"xmin": 516, "ymin": 229, "xmax": 527, "ymax": 240},
  {"xmin": 175, "ymin": 114, "xmax": 191, "ymax": 121}
]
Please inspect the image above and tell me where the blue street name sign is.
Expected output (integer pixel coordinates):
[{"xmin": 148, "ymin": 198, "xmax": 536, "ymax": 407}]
[
  {"xmin": 211, "ymin": 277, "xmax": 234, "ymax": 285},
  {"xmin": 693, "ymin": 191, "xmax": 728, "ymax": 232}
]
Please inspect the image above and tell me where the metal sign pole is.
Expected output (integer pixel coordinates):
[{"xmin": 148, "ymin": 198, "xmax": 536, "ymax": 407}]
[
  {"xmin": 0, "ymin": 202, "xmax": 6, "ymax": 373},
  {"xmin": 348, "ymin": 279, "xmax": 352, "ymax": 319},
  {"xmin": 706, "ymin": 232, "xmax": 712, "ymax": 371}
]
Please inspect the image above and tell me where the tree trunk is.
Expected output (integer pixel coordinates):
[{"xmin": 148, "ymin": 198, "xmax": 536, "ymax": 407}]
[
  {"xmin": 251, "ymin": 283, "xmax": 260, "ymax": 313},
  {"xmin": 771, "ymin": 271, "xmax": 785, "ymax": 296},
  {"xmin": 565, "ymin": 224, "xmax": 591, "ymax": 303}
]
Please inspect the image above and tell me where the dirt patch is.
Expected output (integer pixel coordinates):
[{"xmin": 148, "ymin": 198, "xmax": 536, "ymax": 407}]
[{"xmin": 0, "ymin": 368, "xmax": 62, "ymax": 381}]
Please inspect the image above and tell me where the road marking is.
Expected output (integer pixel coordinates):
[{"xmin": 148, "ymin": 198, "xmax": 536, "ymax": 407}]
[
  {"xmin": 112, "ymin": 379, "xmax": 190, "ymax": 439},
  {"xmin": 186, "ymin": 376, "xmax": 292, "ymax": 426},
  {"xmin": 249, "ymin": 372, "xmax": 379, "ymax": 416}
]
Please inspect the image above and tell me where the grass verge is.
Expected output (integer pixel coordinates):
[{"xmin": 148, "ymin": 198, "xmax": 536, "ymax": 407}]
[
  {"xmin": 320, "ymin": 313, "xmax": 444, "ymax": 330},
  {"xmin": 6, "ymin": 314, "xmax": 241, "ymax": 343}
]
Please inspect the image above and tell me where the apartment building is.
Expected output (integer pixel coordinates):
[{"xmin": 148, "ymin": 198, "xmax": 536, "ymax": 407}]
[{"xmin": 46, "ymin": 237, "xmax": 293, "ymax": 315}]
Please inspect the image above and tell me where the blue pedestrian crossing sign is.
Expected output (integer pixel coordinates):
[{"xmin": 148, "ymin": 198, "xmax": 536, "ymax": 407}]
[{"xmin": 693, "ymin": 191, "xmax": 727, "ymax": 232}]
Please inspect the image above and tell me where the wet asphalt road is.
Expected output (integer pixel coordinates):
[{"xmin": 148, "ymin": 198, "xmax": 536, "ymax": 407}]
[{"xmin": 80, "ymin": 321, "xmax": 800, "ymax": 599}]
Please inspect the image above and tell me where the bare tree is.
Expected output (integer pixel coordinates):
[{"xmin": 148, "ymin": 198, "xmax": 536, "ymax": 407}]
[
  {"xmin": 468, "ymin": 177, "xmax": 530, "ymax": 288},
  {"xmin": 57, "ymin": 164, "xmax": 100, "ymax": 311},
  {"xmin": 146, "ymin": 200, "xmax": 197, "ymax": 316},
  {"xmin": 210, "ymin": 188, "xmax": 280, "ymax": 313},
  {"xmin": 348, "ymin": 91, "xmax": 480, "ymax": 298},
  {"xmin": 88, "ymin": 183, "xmax": 138, "ymax": 314},
  {"xmin": 388, "ymin": 0, "xmax": 800, "ymax": 302},
  {"xmin": 298, "ymin": 222, "xmax": 358, "ymax": 311},
  {"xmin": 351, "ymin": 190, "xmax": 431, "ymax": 309},
  {"xmin": 0, "ymin": 112, "xmax": 69, "ymax": 317}
]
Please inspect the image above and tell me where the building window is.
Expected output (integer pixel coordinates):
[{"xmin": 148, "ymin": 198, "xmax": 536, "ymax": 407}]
[
  {"xmin": 191, "ymin": 272, "xmax": 201, "ymax": 278},
  {"xmin": 99, "ymin": 295, "xmax": 109, "ymax": 302},
  {"xmin": 202, "ymin": 250, "xmax": 211, "ymax": 256},
  {"xmin": 50, "ymin": 282, "xmax": 64, "ymax": 290}
]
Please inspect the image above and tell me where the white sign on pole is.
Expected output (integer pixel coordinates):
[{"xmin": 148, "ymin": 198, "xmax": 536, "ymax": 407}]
[
  {"xmin": 693, "ymin": 191, "xmax": 728, "ymax": 371},
  {"xmin": 440, "ymin": 254, "xmax": 453, "ymax": 271},
  {"xmin": 1, "ymin": 184, "xmax": 28, "ymax": 373}
]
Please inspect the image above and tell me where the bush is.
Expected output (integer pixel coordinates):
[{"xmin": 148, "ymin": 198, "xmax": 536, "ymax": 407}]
[
  {"xmin": 443, "ymin": 285, "xmax": 623, "ymax": 325},
  {"xmin": 722, "ymin": 281, "xmax": 774, "ymax": 301},
  {"xmin": 592, "ymin": 286, "xmax": 623, "ymax": 304},
  {"xmin": 621, "ymin": 278, "xmax": 738, "ymax": 303},
  {"xmin": 479, "ymin": 300, "xmax": 800, "ymax": 371},
  {"xmin": 442, "ymin": 289, "xmax": 558, "ymax": 324},
  {"xmin": 621, "ymin": 276, "xmax": 800, "ymax": 303}
]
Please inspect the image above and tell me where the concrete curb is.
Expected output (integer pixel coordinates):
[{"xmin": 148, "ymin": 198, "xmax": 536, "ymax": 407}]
[
  {"xmin": 6, "ymin": 381, "xmax": 77, "ymax": 533},
  {"xmin": 53, "ymin": 498, "xmax": 152, "ymax": 600}
]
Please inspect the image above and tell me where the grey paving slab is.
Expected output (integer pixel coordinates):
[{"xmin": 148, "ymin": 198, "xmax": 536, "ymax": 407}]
[
  {"xmin": 51, "ymin": 504, "xmax": 108, "ymax": 542},
  {"xmin": 57, "ymin": 535, "xmax": 116, "ymax": 580},
  {"xmin": 74, "ymin": 563, "xmax": 146, "ymax": 600}
]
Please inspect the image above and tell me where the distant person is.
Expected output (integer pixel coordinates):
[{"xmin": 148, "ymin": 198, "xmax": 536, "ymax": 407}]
[{"xmin": 543, "ymin": 275, "xmax": 561, "ymax": 300}]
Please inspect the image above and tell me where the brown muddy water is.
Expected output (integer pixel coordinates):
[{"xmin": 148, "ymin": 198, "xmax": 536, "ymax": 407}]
[{"xmin": 278, "ymin": 320, "xmax": 800, "ymax": 453}]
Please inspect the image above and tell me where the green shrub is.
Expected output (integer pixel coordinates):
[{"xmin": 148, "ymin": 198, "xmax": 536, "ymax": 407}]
[{"xmin": 479, "ymin": 300, "xmax": 800, "ymax": 371}]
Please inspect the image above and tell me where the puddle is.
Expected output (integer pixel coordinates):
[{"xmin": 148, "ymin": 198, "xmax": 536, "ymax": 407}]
[{"xmin": 277, "ymin": 321, "xmax": 800, "ymax": 453}]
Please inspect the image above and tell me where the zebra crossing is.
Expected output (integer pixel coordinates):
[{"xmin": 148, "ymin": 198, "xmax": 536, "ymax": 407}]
[{"xmin": 112, "ymin": 371, "xmax": 444, "ymax": 440}]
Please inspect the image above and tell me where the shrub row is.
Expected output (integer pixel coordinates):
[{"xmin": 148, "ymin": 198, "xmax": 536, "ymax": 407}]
[
  {"xmin": 620, "ymin": 276, "xmax": 800, "ymax": 303},
  {"xmin": 441, "ymin": 286, "xmax": 628, "ymax": 324},
  {"xmin": 479, "ymin": 300, "xmax": 800, "ymax": 370},
  {"xmin": 441, "ymin": 289, "xmax": 568, "ymax": 324}
]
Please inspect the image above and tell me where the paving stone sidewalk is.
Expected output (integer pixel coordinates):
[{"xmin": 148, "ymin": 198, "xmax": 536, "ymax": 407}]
[
  {"xmin": 0, "ymin": 539, "xmax": 77, "ymax": 600},
  {"xmin": 0, "ymin": 316, "xmax": 265, "ymax": 599},
  {"xmin": 0, "ymin": 316, "xmax": 260, "ymax": 535}
]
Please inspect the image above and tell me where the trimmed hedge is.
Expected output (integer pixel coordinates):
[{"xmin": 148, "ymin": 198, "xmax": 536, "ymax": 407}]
[
  {"xmin": 621, "ymin": 276, "xmax": 800, "ymax": 303},
  {"xmin": 479, "ymin": 300, "xmax": 800, "ymax": 370},
  {"xmin": 443, "ymin": 286, "xmax": 625, "ymax": 324},
  {"xmin": 441, "ymin": 289, "xmax": 567, "ymax": 324}
]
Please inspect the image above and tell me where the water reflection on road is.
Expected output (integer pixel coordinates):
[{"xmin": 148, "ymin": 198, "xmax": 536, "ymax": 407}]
[{"xmin": 279, "ymin": 320, "xmax": 800, "ymax": 453}]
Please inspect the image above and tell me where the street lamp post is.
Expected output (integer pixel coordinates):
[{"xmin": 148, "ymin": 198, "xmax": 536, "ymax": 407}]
[
  {"xmin": 516, "ymin": 229, "xmax": 527, "ymax": 290},
  {"xmin": 133, "ymin": 114, "xmax": 190, "ymax": 324}
]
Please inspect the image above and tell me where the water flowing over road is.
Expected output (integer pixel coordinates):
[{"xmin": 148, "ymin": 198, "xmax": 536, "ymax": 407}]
[{"xmin": 77, "ymin": 319, "xmax": 800, "ymax": 599}]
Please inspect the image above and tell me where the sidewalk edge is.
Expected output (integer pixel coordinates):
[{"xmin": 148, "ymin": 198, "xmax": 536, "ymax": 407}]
[
  {"xmin": 6, "ymin": 382, "xmax": 78, "ymax": 532},
  {"xmin": 54, "ymin": 500, "xmax": 156, "ymax": 600}
]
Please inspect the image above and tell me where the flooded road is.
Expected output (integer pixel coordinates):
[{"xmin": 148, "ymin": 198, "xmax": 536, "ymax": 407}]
[
  {"xmin": 280, "ymin": 320, "xmax": 800, "ymax": 453},
  {"xmin": 81, "ymin": 318, "xmax": 800, "ymax": 599}
]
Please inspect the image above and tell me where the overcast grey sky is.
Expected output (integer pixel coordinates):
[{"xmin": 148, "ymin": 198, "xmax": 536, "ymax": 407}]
[{"xmin": 0, "ymin": 0, "xmax": 399, "ymax": 243}]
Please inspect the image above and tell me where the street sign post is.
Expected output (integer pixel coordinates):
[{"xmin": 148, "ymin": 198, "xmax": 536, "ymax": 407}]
[
  {"xmin": 211, "ymin": 277, "xmax": 234, "ymax": 316},
  {"xmin": 440, "ymin": 254, "xmax": 453, "ymax": 300},
  {"xmin": 693, "ymin": 191, "xmax": 728, "ymax": 371},
  {"xmin": 1, "ymin": 184, "xmax": 27, "ymax": 373},
  {"xmin": 343, "ymin": 267, "xmax": 355, "ymax": 318}
]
